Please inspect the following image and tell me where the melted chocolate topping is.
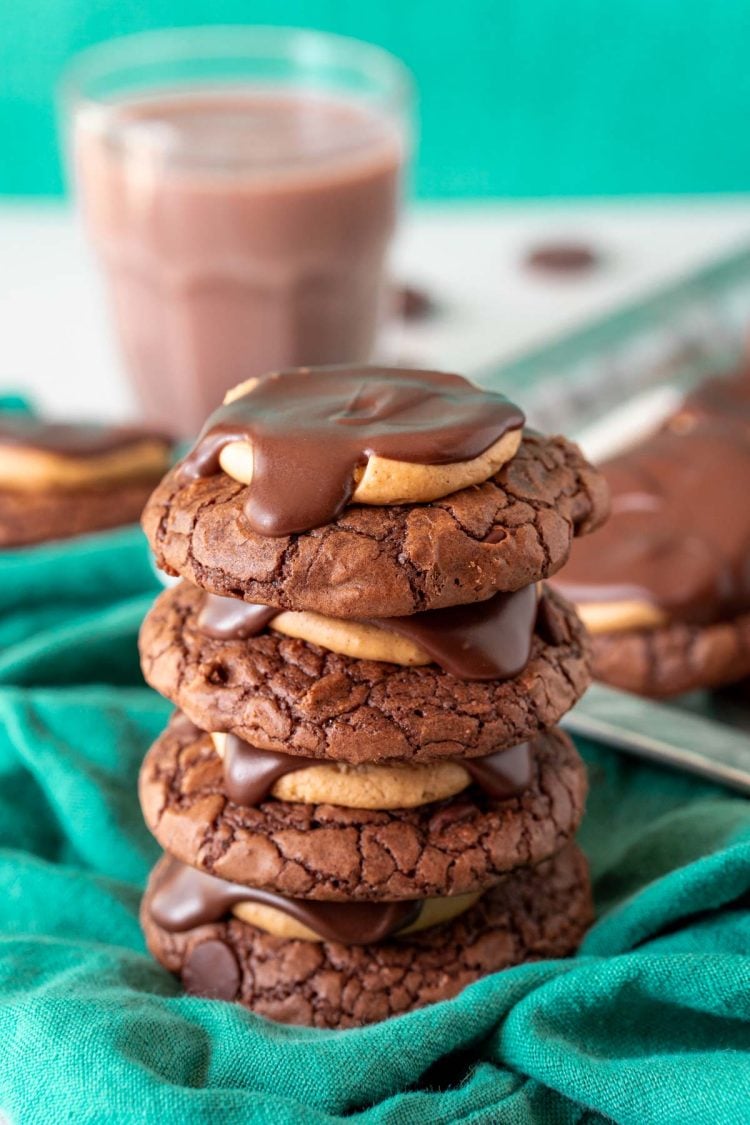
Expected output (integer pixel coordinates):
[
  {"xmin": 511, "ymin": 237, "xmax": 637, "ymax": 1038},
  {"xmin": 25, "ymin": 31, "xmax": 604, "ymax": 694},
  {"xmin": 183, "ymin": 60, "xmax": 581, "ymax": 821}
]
[
  {"xmin": 372, "ymin": 584, "xmax": 538, "ymax": 681},
  {"xmin": 0, "ymin": 416, "xmax": 169, "ymax": 457},
  {"xmin": 223, "ymin": 735, "xmax": 315, "ymax": 805},
  {"xmin": 178, "ymin": 366, "xmax": 525, "ymax": 536},
  {"xmin": 556, "ymin": 419, "xmax": 750, "ymax": 624},
  {"xmin": 197, "ymin": 598, "xmax": 277, "ymax": 639},
  {"xmin": 198, "ymin": 584, "xmax": 538, "ymax": 682},
  {"xmin": 221, "ymin": 731, "xmax": 534, "ymax": 806},
  {"xmin": 462, "ymin": 741, "xmax": 533, "ymax": 799},
  {"xmin": 672, "ymin": 367, "xmax": 750, "ymax": 430},
  {"xmin": 151, "ymin": 857, "xmax": 421, "ymax": 943}
]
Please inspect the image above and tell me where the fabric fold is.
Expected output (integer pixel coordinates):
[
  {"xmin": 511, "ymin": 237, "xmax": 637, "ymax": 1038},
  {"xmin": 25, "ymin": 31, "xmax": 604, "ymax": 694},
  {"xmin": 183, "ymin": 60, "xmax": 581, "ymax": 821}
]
[{"xmin": 0, "ymin": 518, "xmax": 748, "ymax": 1122}]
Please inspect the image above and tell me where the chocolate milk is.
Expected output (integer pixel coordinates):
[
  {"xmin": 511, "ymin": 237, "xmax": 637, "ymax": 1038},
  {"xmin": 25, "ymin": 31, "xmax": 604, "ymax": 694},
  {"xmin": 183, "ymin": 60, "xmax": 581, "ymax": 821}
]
[{"xmin": 75, "ymin": 91, "xmax": 403, "ymax": 436}]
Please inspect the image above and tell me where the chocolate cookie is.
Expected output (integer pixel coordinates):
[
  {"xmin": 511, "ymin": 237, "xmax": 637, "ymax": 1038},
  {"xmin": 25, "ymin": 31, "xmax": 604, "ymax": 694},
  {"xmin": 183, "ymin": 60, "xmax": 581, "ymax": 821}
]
[
  {"xmin": 0, "ymin": 481, "xmax": 158, "ymax": 548},
  {"xmin": 138, "ymin": 717, "xmax": 586, "ymax": 898},
  {"xmin": 142, "ymin": 433, "xmax": 608, "ymax": 618},
  {"xmin": 590, "ymin": 611, "xmax": 750, "ymax": 698},
  {"xmin": 141, "ymin": 843, "xmax": 592, "ymax": 1028},
  {"xmin": 139, "ymin": 583, "xmax": 591, "ymax": 763}
]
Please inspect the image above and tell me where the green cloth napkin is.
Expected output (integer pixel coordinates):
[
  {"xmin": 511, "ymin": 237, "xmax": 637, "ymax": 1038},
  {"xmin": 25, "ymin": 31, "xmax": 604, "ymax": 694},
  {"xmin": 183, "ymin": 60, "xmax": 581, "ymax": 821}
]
[
  {"xmin": 0, "ymin": 527, "xmax": 158, "ymax": 685},
  {"xmin": 0, "ymin": 519, "xmax": 749, "ymax": 1123}
]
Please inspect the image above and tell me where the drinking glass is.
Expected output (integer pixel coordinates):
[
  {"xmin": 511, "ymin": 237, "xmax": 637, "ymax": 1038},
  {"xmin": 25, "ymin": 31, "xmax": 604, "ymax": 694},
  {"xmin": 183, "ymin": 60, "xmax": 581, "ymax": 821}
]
[{"xmin": 62, "ymin": 27, "xmax": 413, "ymax": 435}]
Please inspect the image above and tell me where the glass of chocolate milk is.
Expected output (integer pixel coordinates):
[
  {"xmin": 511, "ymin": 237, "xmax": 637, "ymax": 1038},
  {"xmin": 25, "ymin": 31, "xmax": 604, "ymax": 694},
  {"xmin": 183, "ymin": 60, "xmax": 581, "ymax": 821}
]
[{"xmin": 63, "ymin": 28, "xmax": 412, "ymax": 436}]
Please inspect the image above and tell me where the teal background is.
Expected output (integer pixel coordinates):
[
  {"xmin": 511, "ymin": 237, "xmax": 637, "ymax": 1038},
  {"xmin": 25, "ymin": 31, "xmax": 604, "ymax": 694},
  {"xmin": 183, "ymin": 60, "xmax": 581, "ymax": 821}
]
[{"xmin": 3, "ymin": 0, "xmax": 750, "ymax": 199}]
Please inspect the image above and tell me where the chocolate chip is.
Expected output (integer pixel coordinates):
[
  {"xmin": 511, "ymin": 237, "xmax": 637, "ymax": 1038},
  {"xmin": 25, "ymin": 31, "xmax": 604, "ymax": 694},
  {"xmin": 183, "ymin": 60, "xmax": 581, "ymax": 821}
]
[
  {"xmin": 393, "ymin": 284, "xmax": 436, "ymax": 321},
  {"xmin": 524, "ymin": 243, "xmax": 599, "ymax": 274},
  {"xmin": 182, "ymin": 940, "xmax": 240, "ymax": 1000}
]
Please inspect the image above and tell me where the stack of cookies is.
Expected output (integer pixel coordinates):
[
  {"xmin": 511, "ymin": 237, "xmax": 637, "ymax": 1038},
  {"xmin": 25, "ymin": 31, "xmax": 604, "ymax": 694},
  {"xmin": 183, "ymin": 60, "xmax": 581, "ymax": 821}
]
[{"xmin": 137, "ymin": 366, "xmax": 608, "ymax": 1028}]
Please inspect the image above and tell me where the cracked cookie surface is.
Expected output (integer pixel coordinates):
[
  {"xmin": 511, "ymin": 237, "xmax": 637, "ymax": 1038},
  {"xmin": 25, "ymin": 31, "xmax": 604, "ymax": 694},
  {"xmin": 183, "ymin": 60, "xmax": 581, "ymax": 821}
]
[
  {"xmin": 139, "ymin": 583, "xmax": 590, "ymax": 763},
  {"xmin": 0, "ymin": 481, "xmax": 156, "ymax": 547},
  {"xmin": 141, "ymin": 842, "xmax": 592, "ymax": 1028},
  {"xmin": 590, "ymin": 611, "xmax": 750, "ymax": 697},
  {"xmin": 138, "ymin": 717, "xmax": 587, "ymax": 898},
  {"xmin": 142, "ymin": 433, "xmax": 608, "ymax": 618}
]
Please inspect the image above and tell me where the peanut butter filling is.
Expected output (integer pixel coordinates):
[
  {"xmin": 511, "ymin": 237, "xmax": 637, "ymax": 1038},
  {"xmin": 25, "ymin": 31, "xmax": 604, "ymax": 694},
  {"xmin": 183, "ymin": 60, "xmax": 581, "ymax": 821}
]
[
  {"xmin": 575, "ymin": 599, "xmax": 668, "ymax": 634},
  {"xmin": 212, "ymin": 731, "xmax": 472, "ymax": 808},
  {"xmin": 269, "ymin": 609, "xmax": 433, "ymax": 666},
  {"xmin": 0, "ymin": 439, "xmax": 170, "ymax": 491},
  {"xmin": 218, "ymin": 427, "xmax": 522, "ymax": 508},
  {"xmin": 232, "ymin": 890, "xmax": 480, "ymax": 941}
]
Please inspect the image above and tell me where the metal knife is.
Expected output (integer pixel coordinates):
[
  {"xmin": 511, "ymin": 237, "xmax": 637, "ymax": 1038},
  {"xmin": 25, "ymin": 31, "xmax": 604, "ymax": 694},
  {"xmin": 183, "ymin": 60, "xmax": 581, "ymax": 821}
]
[{"xmin": 563, "ymin": 682, "xmax": 750, "ymax": 794}]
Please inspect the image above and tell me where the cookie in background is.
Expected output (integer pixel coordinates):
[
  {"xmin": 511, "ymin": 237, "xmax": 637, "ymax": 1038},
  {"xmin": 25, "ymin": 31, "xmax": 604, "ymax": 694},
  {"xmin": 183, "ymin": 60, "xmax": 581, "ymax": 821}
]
[
  {"xmin": 0, "ymin": 412, "xmax": 173, "ymax": 547},
  {"xmin": 554, "ymin": 365, "xmax": 750, "ymax": 697}
]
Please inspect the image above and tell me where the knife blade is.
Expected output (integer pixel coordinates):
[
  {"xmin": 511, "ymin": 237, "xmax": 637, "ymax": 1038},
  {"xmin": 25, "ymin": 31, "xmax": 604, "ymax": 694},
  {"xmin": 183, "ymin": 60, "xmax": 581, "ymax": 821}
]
[{"xmin": 562, "ymin": 682, "xmax": 750, "ymax": 794}]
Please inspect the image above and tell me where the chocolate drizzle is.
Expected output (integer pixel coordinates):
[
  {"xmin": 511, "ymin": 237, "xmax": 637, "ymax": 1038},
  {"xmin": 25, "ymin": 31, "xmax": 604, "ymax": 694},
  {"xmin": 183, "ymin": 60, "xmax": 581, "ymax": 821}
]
[
  {"xmin": 672, "ymin": 367, "xmax": 750, "ymax": 430},
  {"xmin": 150, "ymin": 857, "xmax": 421, "ymax": 943},
  {"xmin": 198, "ymin": 598, "xmax": 277, "ymax": 639},
  {"xmin": 463, "ymin": 742, "xmax": 533, "ymax": 799},
  {"xmin": 556, "ymin": 420, "xmax": 750, "ymax": 624},
  {"xmin": 223, "ymin": 735, "xmax": 317, "ymax": 805},
  {"xmin": 198, "ymin": 584, "xmax": 538, "ymax": 682},
  {"xmin": 222, "ymin": 731, "xmax": 534, "ymax": 806},
  {"xmin": 373, "ymin": 585, "xmax": 538, "ymax": 681},
  {"xmin": 0, "ymin": 416, "xmax": 169, "ymax": 456},
  {"xmin": 178, "ymin": 366, "xmax": 525, "ymax": 536}
]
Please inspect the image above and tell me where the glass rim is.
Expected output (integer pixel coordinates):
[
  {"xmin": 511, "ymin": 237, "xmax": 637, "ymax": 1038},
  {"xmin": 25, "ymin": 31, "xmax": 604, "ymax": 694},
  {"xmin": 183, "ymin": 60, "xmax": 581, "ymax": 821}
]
[{"xmin": 61, "ymin": 25, "xmax": 414, "ymax": 117}]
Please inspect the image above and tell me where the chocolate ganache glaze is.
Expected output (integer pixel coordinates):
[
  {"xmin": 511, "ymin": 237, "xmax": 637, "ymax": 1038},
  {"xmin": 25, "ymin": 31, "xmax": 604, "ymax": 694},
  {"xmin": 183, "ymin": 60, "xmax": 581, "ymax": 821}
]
[
  {"xmin": 672, "ymin": 367, "xmax": 750, "ymax": 430},
  {"xmin": 178, "ymin": 366, "xmax": 525, "ymax": 535},
  {"xmin": 556, "ymin": 419, "xmax": 750, "ymax": 625},
  {"xmin": 222, "ymin": 731, "xmax": 533, "ymax": 805},
  {"xmin": 150, "ymin": 857, "xmax": 421, "ymax": 943},
  {"xmin": 0, "ymin": 416, "xmax": 168, "ymax": 456},
  {"xmin": 197, "ymin": 584, "xmax": 538, "ymax": 681},
  {"xmin": 197, "ymin": 597, "xmax": 277, "ymax": 639},
  {"xmin": 373, "ymin": 583, "xmax": 538, "ymax": 680}
]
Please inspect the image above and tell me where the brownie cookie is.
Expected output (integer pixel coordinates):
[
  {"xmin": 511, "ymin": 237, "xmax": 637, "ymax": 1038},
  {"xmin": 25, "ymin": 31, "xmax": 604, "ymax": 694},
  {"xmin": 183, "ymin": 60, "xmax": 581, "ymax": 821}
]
[
  {"xmin": 555, "ymin": 414, "xmax": 750, "ymax": 696},
  {"xmin": 139, "ymin": 583, "xmax": 590, "ymax": 763},
  {"xmin": 142, "ymin": 432, "xmax": 608, "ymax": 618},
  {"xmin": 0, "ymin": 416, "xmax": 172, "ymax": 548},
  {"xmin": 141, "ymin": 842, "xmax": 592, "ymax": 1028},
  {"xmin": 0, "ymin": 480, "xmax": 160, "ymax": 548},
  {"xmin": 138, "ymin": 717, "xmax": 586, "ymax": 898},
  {"xmin": 590, "ymin": 611, "xmax": 750, "ymax": 698}
]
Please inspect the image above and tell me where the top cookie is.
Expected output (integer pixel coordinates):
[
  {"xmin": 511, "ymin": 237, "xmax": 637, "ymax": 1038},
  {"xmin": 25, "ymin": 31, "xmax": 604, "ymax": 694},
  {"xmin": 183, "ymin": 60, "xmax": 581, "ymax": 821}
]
[
  {"xmin": 143, "ymin": 370, "xmax": 606, "ymax": 618},
  {"xmin": 177, "ymin": 367, "xmax": 526, "ymax": 537}
]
